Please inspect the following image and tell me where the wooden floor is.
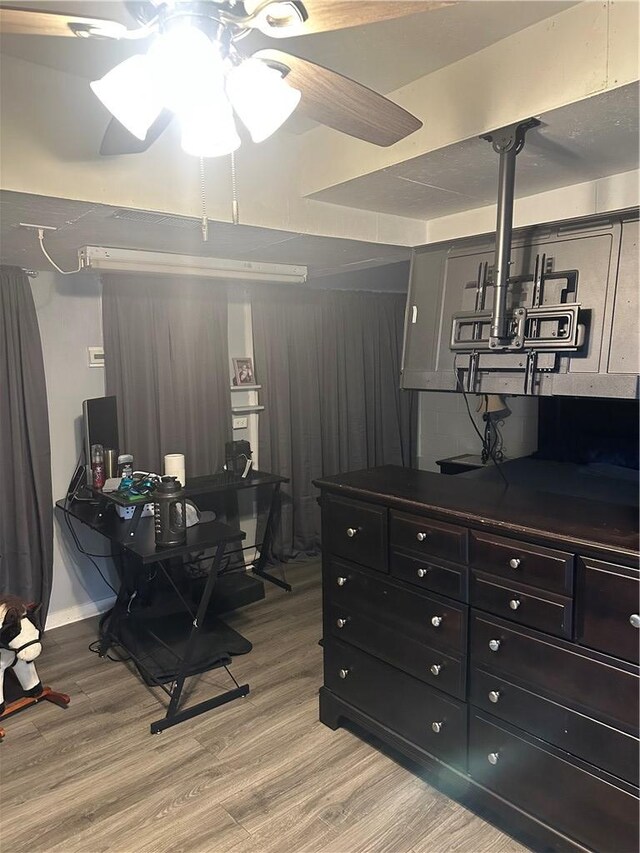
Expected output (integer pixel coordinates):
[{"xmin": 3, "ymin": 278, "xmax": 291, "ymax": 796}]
[{"xmin": 1, "ymin": 561, "xmax": 528, "ymax": 853}]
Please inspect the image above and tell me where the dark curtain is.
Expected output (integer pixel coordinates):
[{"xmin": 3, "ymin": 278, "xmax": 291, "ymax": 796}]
[
  {"xmin": 0, "ymin": 266, "xmax": 53, "ymax": 624},
  {"xmin": 252, "ymin": 287, "xmax": 415, "ymax": 558},
  {"xmin": 102, "ymin": 275, "xmax": 231, "ymax": 477}
]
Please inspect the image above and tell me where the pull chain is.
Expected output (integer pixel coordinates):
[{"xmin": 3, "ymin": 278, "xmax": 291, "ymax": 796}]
[
  {"xmin": 199, "ymin": 156, "xmax": 208, "ymax": 242},
  {"xmin": 231, "ymin": 151, "xmax": 239, "ymax": 225}
]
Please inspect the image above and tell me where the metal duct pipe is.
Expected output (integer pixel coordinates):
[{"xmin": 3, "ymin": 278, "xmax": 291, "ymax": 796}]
[{"xmin": 482, "ymin": 118, "xmax": 540, "ymax": 347}]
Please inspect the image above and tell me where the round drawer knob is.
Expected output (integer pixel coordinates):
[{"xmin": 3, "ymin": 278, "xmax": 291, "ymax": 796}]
[
  {"xmin": 417, "ymin": 532, "xmax": 428, "ymax": 542},
  {"xmin": 430, "ymin": 664, "xmax": 442, "ymax": 676},
  {"xmin": 487, "ymin": 752, "xmax": 500, "ymax": 765},
  {"xmin": 509, "ymin": 599, "xmax": 521, "ymax": 611},
  {"xmin": 489, "ymin": 639, "xmax": 501, "ymax": 652},
  {"xmin": 509, "ymin": 558, "xmax": 521, "ymax": 569},
  {"xmin": 488, "ymin": 690, "xmax": 501, "ymax": 704},
  {"xmin": 338, "ymin": 668, "xmax": 349, "ymax": 679},
  {"xmin": 346, "ymin": 527, "xmax": 358, "ymax": 538},
  {"xmin": 336, "ymin": 576, "xmax": 347, "ymax": 587},
  {"xmin": 431, "ymin": 616, "xmax": 443, "ymax": 628},
  {"xmin": 336, "ymin": 618, "xmax": 347, "ymax": 629},
  {"xmin": 431, "ymin": 721, "xmax": 444, "ymax": 734},
  {"xmin": 417, "ymin": 568, "xmax": 428, "ymax": 578},
  {"xmin": 630, "ymin": 614, "xmax": 640, "ymax": 629}
]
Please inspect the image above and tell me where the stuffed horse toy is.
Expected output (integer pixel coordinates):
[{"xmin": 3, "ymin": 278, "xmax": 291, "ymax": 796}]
[{"xmin": 0, "ymin": 594, "xmax": 70, "ymax": 740}]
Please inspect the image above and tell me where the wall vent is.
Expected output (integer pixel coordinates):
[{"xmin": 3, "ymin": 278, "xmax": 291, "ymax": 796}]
[{"xmin": 110, "ymin": 209, "xmax": 199, "ymax": 229}]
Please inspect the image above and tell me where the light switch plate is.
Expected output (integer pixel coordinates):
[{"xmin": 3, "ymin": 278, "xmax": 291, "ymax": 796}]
[
  {"xmin": 88, "ymin": 347, "xmax": 104, "ymax": 367},
  {"xmin": 233, "ymin": 416, "xmax": 248, "ymax": 429}
]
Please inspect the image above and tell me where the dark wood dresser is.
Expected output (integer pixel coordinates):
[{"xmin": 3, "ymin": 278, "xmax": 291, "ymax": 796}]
[{"xmin": 314, "ymin": 465, "xmax": 639, "ymax": 853}]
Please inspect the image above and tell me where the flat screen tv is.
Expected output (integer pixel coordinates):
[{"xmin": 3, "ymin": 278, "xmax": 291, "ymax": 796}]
[{"xmin": 536, "ymin": 396, "xmax": 639, "ymax": 470}]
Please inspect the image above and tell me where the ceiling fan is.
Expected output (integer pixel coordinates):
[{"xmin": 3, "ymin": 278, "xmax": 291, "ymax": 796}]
[{"xmin": 0, "ymin": 1, "xmax": 454, "ymax": 157}]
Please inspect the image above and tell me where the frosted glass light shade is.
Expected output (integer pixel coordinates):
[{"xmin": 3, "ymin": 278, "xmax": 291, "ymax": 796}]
[
  {"xmin": 148, "ymin": 25, "xmax": 226, "ymax": 115},
  {"xmin": 179, "ymin": 102, "xmax": 241, "ymax": 158},
  {"xmin": 226, "ymin": 59, "xmax": 301, "ymax": 143},
  {"xmin": 90, "ymin": 54, "xmax": 162, "ymax": 141}
]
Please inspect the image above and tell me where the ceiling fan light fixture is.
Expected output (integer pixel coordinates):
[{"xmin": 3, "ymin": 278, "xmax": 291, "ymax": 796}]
[
  {"xmin": 148, "ymin": 25, "xmax": 227, "ymax": 114},
  {"xmin": 226, "ymin": 58, "xmax": 301, "ymax": 143},
  {"xmin": 179, "ymin": 102, "xmax": 241, "ymax": 158},
  {"xmin": 243, "ymin": 1, "xmax": 307, "ymax": 38},
  {"xmin": 90, "ymin": 54, "xmax": 163, "ymax": 141}
]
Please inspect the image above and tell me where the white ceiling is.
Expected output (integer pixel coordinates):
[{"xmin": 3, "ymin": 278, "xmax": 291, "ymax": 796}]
[
  {"xmin": 0, "ymin": 190, "xmax": 411, "ymax": 274},
  {"xmin": 310, "ymin": 84, "xmax": 640, "ymax": 219}
]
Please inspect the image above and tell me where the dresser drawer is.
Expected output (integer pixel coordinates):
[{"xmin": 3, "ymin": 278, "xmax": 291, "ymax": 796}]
[
  {"xmin": 470, "ymin": 531, "xmax": 573, "ymax": 595},
  {"xmin": 470, "ymin": 667, "xmax": 639, "ymax": 786},
  {"xmin": 471, "ymin": 613, "xmax": 639, "ymax": 730},
  {"xmin": 577, "ymin": 558, "xmax": 640, "ymax": 664},
  {"xmin": 328, "ymin": 601, "xmax": 466, "ymax": 699},
  {"xmin": 390, "ymin": 549, "xmax": 468, "ymax": 602},
  {"xmin": 469, "ymin": 710, "xmax": 639, "ymax": 853},
  {"xmin": 390, "ymin": 511, "xmax": 467, "ymax": 565},
  {"xmin": 471, "ymin": 571, "xmax": 573, "ymax": 639},
  {"xmin": 327, "ymin": 559, "xmax": 467, "ymax": 654},
  {"xmin": 325, "ymin": 639, "xmax": 468, "ymax": 771},
  {"xmin": 325, "ymin": 494, "xmax": 388, "ymax": 572}
]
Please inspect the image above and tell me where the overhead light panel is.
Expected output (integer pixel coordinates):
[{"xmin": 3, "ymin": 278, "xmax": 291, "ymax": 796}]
[{"xmin": 79, "ymin": 246, "xmax": 307, "ymax": 284}]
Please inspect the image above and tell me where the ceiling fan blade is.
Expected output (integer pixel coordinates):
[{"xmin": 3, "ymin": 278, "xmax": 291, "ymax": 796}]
[
  {"xmin": 0, "ymin": 5, "xmax": 127, "ymax": 38},
  {"xmin": 100, "ymin": 111, "xmax": 173, "ymax": 156},
  {"xmin": 253, "ymin": 50, "xmax": 422, "ymax": 147},
  {"xmin": 245, "ymin": 1, "xmax": 455, "ymax": 37}
]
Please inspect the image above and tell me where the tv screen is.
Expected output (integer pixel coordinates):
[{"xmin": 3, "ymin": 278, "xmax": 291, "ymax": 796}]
[{"xmin": 536, "ymin": 396, "xmax": 639, "ymax": 469}]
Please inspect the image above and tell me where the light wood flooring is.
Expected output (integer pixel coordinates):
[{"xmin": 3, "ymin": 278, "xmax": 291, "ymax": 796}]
[{"xmin": 0, "ymin": 561, "xmax": 528, "ymax": 853}]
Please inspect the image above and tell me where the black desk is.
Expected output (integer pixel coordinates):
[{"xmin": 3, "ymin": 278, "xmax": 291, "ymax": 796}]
[
  {"xmin": 56, "ymin": 498, "xmax": 249, "ymax": 733},
  {"xmin": 184, "ymin": 470, "xmax": 291, "ymax": 592}
]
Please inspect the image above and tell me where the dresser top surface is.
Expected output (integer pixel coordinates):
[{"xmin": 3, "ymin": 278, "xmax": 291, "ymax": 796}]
[{"xmin": 315, "ymin": 465, "xmax": 639, "ymax": 564}]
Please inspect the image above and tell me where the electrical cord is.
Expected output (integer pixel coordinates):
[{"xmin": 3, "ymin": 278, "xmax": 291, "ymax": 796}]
[
  {"xmin": 38, "ymin": 228, "xmax": 82, "ymax": 275},
  {"xmin": 453, "ymin": 355, "xmax": 508, "ymax": 486},
  {"xmin": 87, "ymin": 639, "xmax": 131, "ymax": 663},
  {"xmin": 64, "ymin": 452, "xmax": 118, "ymax": 594}
]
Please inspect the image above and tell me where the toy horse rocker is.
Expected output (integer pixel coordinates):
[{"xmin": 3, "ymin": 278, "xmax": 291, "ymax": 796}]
[{"xmin": 0, "ymin": 594, "xmax": 70, "ymax": 740}]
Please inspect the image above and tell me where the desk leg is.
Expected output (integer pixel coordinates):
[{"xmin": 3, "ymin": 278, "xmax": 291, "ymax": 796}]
[
  {"xmin": 151, "ymin": 541, "xmax": 249, "ymax": 734},
  {"xmin": 252, "ymin": 483, "xmax": 292, "ymax": 592}
]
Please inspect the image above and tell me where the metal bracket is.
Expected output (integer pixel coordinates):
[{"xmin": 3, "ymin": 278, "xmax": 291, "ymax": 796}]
[
  {"xmin": 480, "ymin": 117, "xmax": 541, "ymax": 347},
  {"xmin": 481, "ymin": 117, "xmax": 540, "ymax": 156},
  {"xmin": 524, "ymin": 350, "xmax": 538, "ymax": 394},
  {"xmin": 467, "ymin": 351, "xmax": 479, "ymax": 392},
  {"xmin": 451, "ymin": 303, "xmax": 584, "ymax": 352}
]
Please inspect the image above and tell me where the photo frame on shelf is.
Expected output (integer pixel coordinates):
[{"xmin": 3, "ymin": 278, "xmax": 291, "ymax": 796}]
[{"xmin": 232, "ymin": 357, "xmax": 255, "ymax": 386}]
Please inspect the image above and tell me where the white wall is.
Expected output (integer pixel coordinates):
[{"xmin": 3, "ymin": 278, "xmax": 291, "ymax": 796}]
[
  {"xmin": 416, "ymin": 393, "xmax": 539, "ymax": 473},
  {"xmin": 30, "ymin": 271, "xmax": 118, "ymax": 629}
]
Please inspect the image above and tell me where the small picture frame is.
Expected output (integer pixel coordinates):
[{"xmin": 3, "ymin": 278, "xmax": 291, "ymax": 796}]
[{"xmin": 232, "ymin": 357, "xmax": 255, "ymax": 386}]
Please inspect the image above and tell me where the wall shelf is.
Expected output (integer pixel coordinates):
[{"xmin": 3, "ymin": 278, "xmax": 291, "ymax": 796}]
[
  {"xmin": 231, "ymin": 405, "xmax": 265, "ymax": 414},
  {"xmin": 230, "ymin": 385, "xmax": 261, "ymax": 392}
]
